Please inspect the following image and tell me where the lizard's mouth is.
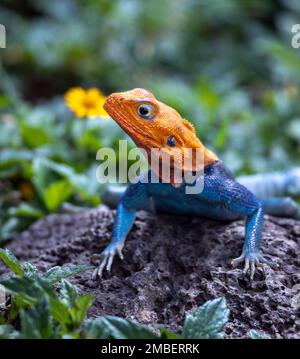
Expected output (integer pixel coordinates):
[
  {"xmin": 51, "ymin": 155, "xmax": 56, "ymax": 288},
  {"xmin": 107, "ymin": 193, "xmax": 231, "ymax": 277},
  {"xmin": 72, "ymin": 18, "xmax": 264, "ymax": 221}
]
[
  {"xmin": 104, "ymin": 94, "xmax": 139, "ymax": 131},
  {"xmin": 103, "ymin": 93, "xmax": 121, "ymax": 119}
]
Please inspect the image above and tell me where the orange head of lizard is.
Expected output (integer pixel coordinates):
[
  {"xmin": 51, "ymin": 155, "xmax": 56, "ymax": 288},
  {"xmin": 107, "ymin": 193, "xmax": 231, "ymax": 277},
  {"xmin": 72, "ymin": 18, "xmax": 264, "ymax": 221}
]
[{"xmin": 104, "ymin": 88, "xmax": 218, "ymax": 185}]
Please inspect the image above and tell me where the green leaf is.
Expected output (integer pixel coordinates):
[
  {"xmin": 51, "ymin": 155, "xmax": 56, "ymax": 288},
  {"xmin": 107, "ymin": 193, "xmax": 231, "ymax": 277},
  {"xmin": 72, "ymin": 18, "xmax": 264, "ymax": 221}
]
[
  {"xmin": 48, "ymin": 296, "xmax": 70, "ymax": 325},
  {"xmin": 0, "ymin": 120, "xmax": 21, "ymax": 148},
  {"xmin": 60, "ymin": 279, "xmax": 78, "ymax": 306},
  {"xmin": 0, "ymin": 95, "xmax": 10, "ymax": 109},
  {"xmin": 0, "ymin": 218, "xmax": 19, "ymax": 242},
  {"xmin": 32, "ymin": 157, "xmax": 100, "ymax": 206},
  {"xmin": 0, "ymin": 217, "xmax": 31, "ymax": 242},
  {"xmin": 196, "ymin": 78, "xmax": 219, "ymax": 111},
  {"xmin": 214, "ymin": 117, "xmax": 230, "ymax": 150},
  {"xmin": 56, "ymin": 280, "xmax": 93, "ymax": 328},
  {"xmin": 31, "ymin": 158, "xmax": 56, "ymax": 197},
  {"xmin": 0, "ymin": 249, "xmax": 24, "ymax": 276},
  {"xmin": 43, "ymin": 179, "xmax": 73, "ymax": 211},
  {"xmin": 157, "ymin": 326, "xmax": 181, "ymax": 339},
  {"xmin": 43, "ymin": 264, "xmax": 93, "ymax": 284},
  {"xmin": 0, "ymin": 149, "xmax": 33, "ymax": 169},
  {"xmin": 9, "ymin": 203, "xmax": 44, "ymax": 219},
  {"xmin": 71, "ymin": 293, "xmax": 94, "ymax": 327},
  {"xmin": 20, "ymin": 297, "xmax": 54, "ymax": 339},
  {"xmin": 0, "ymin": 276, "xmax": 49, "ymax": 306},
  {"xmin": 0, "ymin": 325, "xmax": 19, "ymax": 339},
  {"xmin": 43, "ymin": 158, "xmax": 100, "ymax": 204},
  {"xmin": 21, "ymin": 126, "xmax": 50, "ymax": 148},
  {"xmin": 0, "ymin": 275, "xmax": 70, "ymax": 325},
  {"xmin": 22, "ymin": 262, "xmax": 39, "ymax": 278},
  {"xmin": 86, "ymin": 316, "xmax": 159, "ymax": 339},
  {"xmin": 0, "ymin": 256, "xmax": 97, "ymax": 336},
  {"xmin": 19, "ymin": 105, "xmax": 63, "ymax": 147},
  {"xmin": 183, "ymin": 297, "xmax": 229, "ymax": 339},
  {"xmin": 248, "ymin": 330, "xmax": 268, "ymax": 339}
]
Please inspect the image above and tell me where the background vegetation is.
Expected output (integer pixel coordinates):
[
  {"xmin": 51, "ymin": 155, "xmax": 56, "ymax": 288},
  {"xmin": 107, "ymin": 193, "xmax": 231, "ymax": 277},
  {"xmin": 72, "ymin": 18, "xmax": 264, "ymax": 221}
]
[
  {"xmin": 1, "ymin": 0, "xmax": 300, "ymax": 240},
  {"xmin": 0, "ymin": 0, "xmax": 299, "ymax": 338}
]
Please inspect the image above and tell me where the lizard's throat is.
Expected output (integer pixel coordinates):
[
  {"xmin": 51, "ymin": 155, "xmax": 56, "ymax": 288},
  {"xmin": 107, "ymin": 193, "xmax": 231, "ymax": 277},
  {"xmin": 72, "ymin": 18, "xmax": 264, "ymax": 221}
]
[{"xmin": 135, "ymin": 143, "xmax": 218, "ymax": 187}]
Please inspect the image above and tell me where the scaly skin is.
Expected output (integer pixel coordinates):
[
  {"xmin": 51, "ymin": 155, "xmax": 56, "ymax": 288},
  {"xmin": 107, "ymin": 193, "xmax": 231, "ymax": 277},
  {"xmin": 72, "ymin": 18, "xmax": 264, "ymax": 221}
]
[{"xmin": 93, "ymin": 88, "xmax": 299, "ymax": 280}]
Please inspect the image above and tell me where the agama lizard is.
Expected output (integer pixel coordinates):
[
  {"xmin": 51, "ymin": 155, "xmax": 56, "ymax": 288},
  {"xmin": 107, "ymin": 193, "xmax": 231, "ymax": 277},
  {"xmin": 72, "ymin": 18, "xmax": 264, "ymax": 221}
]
[{"xmin": 93, "ymin": 88, "xmax": 300, "ymax": 280}]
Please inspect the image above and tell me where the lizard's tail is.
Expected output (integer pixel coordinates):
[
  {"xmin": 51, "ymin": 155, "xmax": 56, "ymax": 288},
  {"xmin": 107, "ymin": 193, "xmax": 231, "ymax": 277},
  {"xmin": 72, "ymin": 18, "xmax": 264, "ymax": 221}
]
[
  {"xmin": 238, "ymin": 168, "xmax": 300, "ymax": 219},
  {"xmin": 237, "ymin": 167, "xmax": 300, "ymax": 199}
]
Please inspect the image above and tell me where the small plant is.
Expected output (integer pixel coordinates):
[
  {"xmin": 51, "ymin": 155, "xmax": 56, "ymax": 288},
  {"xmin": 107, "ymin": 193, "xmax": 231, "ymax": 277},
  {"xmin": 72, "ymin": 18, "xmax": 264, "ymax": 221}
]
[
  {"xmin": 0, "ymin": 94, "xmax": 125, "ymax": 243},
  {"xmin": 0, "ymin": 249, "xmax": 267, "ymax": 339}
]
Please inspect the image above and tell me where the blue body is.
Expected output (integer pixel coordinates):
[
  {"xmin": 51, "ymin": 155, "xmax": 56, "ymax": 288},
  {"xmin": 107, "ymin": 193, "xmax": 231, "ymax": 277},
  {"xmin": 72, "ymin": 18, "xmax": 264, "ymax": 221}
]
[{"xmin": 95, "ymin": 161, "xmax": 300, "ymax": 278}]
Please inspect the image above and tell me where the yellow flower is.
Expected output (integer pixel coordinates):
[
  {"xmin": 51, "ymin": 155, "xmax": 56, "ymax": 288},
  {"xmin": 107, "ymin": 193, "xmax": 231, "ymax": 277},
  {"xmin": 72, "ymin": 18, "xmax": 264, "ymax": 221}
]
[{"xmin": 64, "ymin": 87, "xmax": 109, "ymax": 118}]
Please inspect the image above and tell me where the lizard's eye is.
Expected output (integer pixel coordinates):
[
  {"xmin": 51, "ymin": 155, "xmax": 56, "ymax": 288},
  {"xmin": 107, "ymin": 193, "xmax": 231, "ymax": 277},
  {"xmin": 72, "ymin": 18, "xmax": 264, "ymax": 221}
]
[
  {"xmin": 137, "ymin": 104, "xmax": 155, "ymax": 120},
  {"xmin": 166, "ymin": 136, "xmax": 176, "ymax": 147}
]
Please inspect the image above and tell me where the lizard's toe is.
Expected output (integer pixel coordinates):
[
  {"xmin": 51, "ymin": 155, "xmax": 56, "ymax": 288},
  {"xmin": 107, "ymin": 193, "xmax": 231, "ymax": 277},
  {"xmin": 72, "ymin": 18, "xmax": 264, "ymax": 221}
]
[
  {"xmin": 244, "ymin": 259, "xmax": 263, "ymax": 280},
  {"xmin": 92, "ymin": 253, "xmax": 114, "ymax": 280},
  {"xmin": 257, "ymin": 254, "xmax": 279, "ymax": 270},
  {"xmin": 92, "ymin": 254, "xmax": 110, "ymax": 280},
  {"xmin": 92, "ymin": 243, "xmax": 125, "ymax": 280},
  {"xmin": 242, "ymin": 258, "xmax": 250, "ymax": 275},
  {"xmin": 231, "ymin": 252, "xmax": 278, "ymax": 280},
  {"xmin": 231, "ymin": 253, "xmax": 245, "ymax": 267}
]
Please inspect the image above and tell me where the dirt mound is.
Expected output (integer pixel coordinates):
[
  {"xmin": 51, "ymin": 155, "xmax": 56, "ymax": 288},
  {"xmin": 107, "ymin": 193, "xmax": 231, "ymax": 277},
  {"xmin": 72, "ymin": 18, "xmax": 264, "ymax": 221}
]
[{"xmin": 0, "ymin": 206, "xmax": 299, "ymax": 338}]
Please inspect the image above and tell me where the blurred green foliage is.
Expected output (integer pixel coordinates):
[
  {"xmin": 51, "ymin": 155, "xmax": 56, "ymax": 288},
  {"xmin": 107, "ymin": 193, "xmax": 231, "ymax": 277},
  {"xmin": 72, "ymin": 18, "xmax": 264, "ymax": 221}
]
[
  {"xmin": 1, "ymin": 0, "xmax": 300, "ymax": 240},
  {"xmin": 0, "ymin": 98, "xmax": 125, "ymax": 240}
]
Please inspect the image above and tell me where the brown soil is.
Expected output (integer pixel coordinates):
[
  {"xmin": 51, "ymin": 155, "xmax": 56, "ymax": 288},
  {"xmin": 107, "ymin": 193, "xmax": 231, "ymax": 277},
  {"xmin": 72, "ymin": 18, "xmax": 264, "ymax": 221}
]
[{"xmin": 0, "ymin": 206, "xmax": 299, "ymax": 338}]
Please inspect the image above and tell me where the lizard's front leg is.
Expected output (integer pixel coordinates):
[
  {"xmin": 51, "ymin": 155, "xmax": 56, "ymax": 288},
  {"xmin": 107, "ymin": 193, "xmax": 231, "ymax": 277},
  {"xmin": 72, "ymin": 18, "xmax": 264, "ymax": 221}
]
[
  {"xmin": 93, "ymin": 181, "xmax": 149, "ymax": 279},
  {"xmin": 231, "ymin": 205, "xmax": 278, "ymax": 279},
  {"xmin": 92, "ymin": 203, "xmax": 136, "ymax": 279},
  {"xmin": 200, "ymin": 172, "xmax": 279, "ymax": 280}
]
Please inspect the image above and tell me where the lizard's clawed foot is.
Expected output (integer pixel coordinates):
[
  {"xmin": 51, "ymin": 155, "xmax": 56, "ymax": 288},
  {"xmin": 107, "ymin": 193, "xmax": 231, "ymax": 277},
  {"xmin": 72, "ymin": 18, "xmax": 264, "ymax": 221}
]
[
  {"xmin": 92, "ymin": 243, "xmax": 124, "ymax": 280},
  {"xmin": 231, "ymin": 252, "xmax": 278, "ymax": 280}
]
